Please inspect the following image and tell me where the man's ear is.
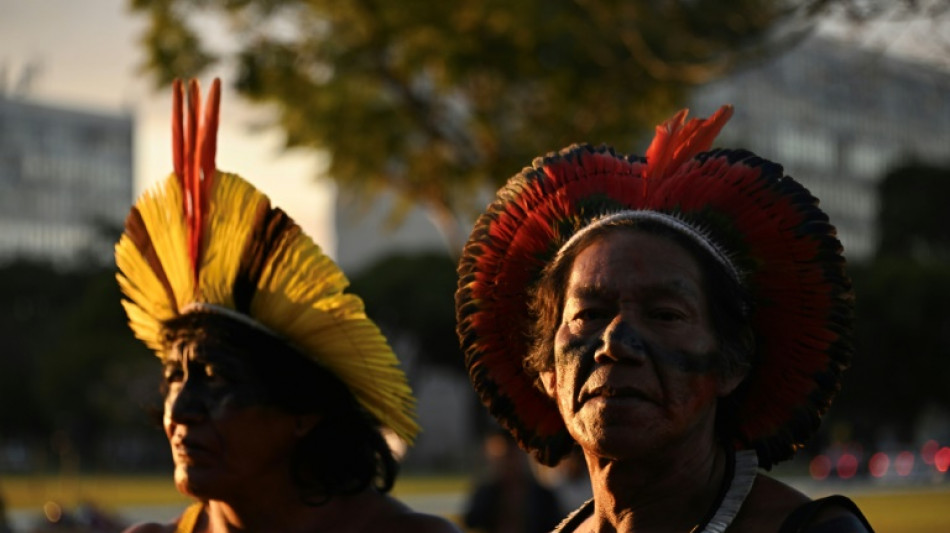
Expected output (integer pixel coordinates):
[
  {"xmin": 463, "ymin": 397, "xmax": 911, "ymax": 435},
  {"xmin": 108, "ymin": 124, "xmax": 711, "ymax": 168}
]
[
  {"xmin": 294, "ymin": 414, "xmax": 322, "ymax": 437},
  {"xmin": 539, "ymin": 370, "xmax": 558, "ymax": 399}
]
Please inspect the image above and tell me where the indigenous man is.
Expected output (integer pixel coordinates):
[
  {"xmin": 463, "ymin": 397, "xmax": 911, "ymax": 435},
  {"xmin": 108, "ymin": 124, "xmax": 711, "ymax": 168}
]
[
  {"xmin": 118, "ymin": 79, "xmax": 459, "ymax": 533},
  {"xmin": 456, "ymin": 106, "xmax": 874, "ymax": 532}
]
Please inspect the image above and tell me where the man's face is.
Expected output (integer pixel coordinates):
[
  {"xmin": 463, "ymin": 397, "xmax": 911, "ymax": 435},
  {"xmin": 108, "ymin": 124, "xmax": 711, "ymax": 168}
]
[
  {"xmin": 540, "ymin": 230, "xmax": 741, "ymax": 461},
  {"xmin": 162, "ymin": 340, "xmax": 301, "ymax": 499}
]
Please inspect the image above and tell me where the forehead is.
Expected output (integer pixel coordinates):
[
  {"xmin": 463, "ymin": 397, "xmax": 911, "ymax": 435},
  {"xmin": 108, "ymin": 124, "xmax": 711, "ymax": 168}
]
[
  {"xmin": 164, "ymin": 336, "xmax": 249, "ymax": 365},
  {"xmin": 565, "ymin": 229, "xmax": 705, "ymax": 296}
]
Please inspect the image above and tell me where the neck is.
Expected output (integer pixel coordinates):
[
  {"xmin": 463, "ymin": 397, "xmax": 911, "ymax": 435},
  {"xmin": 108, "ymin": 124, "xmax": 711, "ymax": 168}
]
[{"xmin": 582, "ymin": 441, "xmax": 729, "ymax": 533}]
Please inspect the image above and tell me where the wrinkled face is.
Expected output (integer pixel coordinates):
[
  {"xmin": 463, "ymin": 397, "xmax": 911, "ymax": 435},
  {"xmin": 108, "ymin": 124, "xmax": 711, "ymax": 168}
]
[
  {"xmin": 162, "ymin": 340, "xmax": 301, "ymax": 500},
  {"xmin": 540, "ymin": 230, "xmax": 742, "ymax": 461}
]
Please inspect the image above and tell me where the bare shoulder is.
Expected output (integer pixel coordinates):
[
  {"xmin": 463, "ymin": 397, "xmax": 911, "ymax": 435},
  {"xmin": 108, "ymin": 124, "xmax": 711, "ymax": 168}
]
[
  {"xmin": 731, "ymin": 474, "xmax": 872, "ymax": 532},
  {"xmin": 729, "ymin": 473, "xmax": 810, "ymax": 531},
  {"xmin": 122, "ymin": 522, "xmax": 177, "ymax": 533},
  {"xmin": 383, "ymin": 511, "xmax": 462, "ymax": 533},
  {"xmin": 366, "ymin": 496, "xmax": 461, "ymax": 533}
]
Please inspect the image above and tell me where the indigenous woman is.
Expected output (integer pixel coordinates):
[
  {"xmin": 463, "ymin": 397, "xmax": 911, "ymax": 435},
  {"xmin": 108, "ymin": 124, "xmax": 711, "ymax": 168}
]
[
  {"xmin": 456, "ymin": 106, "xmax": 874, "ymax": 532},
  {"xmin": 119, "ymin": 79, "xmax": 459, "ymax": 533}
]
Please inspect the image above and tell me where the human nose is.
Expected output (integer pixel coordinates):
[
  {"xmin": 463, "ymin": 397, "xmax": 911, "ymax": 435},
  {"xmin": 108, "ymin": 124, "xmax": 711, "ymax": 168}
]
[
  {"xmin": 166, "ymin": 378, "xmax": 206, "ymax": 425},
  {"xmin": 594, "ymin": 315, "xmax": 648, "ymax": 365}
]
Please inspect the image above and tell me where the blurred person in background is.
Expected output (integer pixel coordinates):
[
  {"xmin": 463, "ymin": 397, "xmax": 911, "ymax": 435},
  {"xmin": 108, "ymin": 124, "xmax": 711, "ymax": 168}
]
[
  {"xmin": 462, "ymin": 430, "xmax": 562, "ymax": 533},
  {"xmin": 0, "ymin": 489, "xmax": 11, "ymax": 533},
  {"xmin": 456, "ymin": 106, "xmax": 874, "ymax": 532},
  {"xmin": 118, "ymin": 79, "xmax": 459, "ymax": 533},
  {"xmin": 546, "ymin": 450, "xmax": 591, "ymax": 514}
]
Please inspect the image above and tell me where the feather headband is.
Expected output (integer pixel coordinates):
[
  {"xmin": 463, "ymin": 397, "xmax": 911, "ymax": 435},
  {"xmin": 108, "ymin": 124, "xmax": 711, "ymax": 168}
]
[
  {"xmin": 455, "ymin": 105, "xmax": 853, "ymax": 467},
  {"xmin": 115, "ymin": 79, "xmax": 419, "ymax": 443}
]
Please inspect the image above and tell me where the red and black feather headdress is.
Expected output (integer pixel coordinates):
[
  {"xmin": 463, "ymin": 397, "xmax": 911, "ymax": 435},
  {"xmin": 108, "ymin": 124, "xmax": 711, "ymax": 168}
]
[{"xmin": 455, "ymin": 105, "xmax": 853, "ymax": 468}]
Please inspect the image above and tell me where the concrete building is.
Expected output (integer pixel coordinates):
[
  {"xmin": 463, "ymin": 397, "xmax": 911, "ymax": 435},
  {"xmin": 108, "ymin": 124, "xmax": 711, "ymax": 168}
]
[
  {"xmin": 0, "ymin": 95, "xmax": 133, "ymax": 265},
  {"xmin": 692, "ymin": 36, "xmax": 950, "ymax": 262}
]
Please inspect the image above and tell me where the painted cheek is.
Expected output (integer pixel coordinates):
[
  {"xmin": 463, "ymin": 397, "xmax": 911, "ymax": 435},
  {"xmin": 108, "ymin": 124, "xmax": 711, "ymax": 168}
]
[
  {"xmin": 206, "ymin": 381, "xmax": 269, "ymax": 418},
  {"xmin": 678, "ymin": 375, "xmax": 720, "ymax": 412},
  {"xmin": 554, "ymin": 328, "xmax": 601, "ymax": 410},
  {"xmin": 606, "ymin": 321, "xmax": 715, "ymax": 374},
  {"xmin": 650, "ymin": 345, "xmax": 717, "ymax": 374}
]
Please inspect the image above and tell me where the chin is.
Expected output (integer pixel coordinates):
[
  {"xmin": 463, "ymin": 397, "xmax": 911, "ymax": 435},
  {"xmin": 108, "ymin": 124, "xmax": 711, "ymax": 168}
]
[
  {"xmin": 174, "ymin": 466, "xmax": 227, "ymax": 500},
  {"xmin": 572, "ymin": 424, "xmax": 670, "ymax": 461}
]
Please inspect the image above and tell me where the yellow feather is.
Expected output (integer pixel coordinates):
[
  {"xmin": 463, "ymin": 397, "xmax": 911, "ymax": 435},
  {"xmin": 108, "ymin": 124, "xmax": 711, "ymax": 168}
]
[
  {"xmin": 121, "ymin": 299, "xmax": 164, "ymax": 354},
  {"xmin": 115, "ymin": 235, "xmax": 176, "ymax": 322},
  {"xmin": 251, "ymin": 246, "xmax": 420, "ymax": 444},
  {"xmin": 198, "ymin": 172, "xmax": 269, "ymax": 307},
  {"xmin": 135, "ymin": 174, "xmax": 194, "ymax": 309},
  {"xmin": 261, "ymin": 232, "xmax": 348, "ymax": 303}
]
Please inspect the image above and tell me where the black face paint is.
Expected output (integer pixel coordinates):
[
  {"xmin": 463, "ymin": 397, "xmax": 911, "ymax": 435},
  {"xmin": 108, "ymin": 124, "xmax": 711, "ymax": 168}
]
[
  {"xmin": 165, "ymin": 342, "xmax": 272, "ymax": 419},
  {"xmin": 558, "ymin": 321, "xmax": 716, "ymax": 374},
  {"xmin": 556, "ymin": 334, "xmax": 600, "ymax": 369},
  {"xmin": 610, "ymin": 321, "xmax": 715, "ymax": 373}
]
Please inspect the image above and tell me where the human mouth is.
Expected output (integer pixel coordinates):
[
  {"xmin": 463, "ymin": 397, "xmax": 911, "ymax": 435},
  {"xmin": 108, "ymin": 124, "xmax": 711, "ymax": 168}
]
[
  {"xmin": 580, "ymin": 385, "xmax": 655, "ymax": 405},
  {"xmin": 171, "ymin": 436, "xmax": 214, "ymax": 463}
]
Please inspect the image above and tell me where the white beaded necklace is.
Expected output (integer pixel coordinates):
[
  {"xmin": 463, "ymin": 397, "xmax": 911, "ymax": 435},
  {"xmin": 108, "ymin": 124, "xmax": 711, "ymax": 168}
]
[{"xmin": 692, "ymin": 449, "xmax": 759, "ymax": 533}]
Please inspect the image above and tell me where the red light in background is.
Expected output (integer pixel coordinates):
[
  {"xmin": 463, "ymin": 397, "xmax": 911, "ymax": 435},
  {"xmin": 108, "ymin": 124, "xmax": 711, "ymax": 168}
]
[
  {"xmin": 837, "ymin": 453, "xmax": 859, "ymax": 479},
  {"xmin": 894, "ymin": 451, "xmax": 915, "ymax": 477},
  {"xmin": 935, "ymin": 447, "xmax": 950, "ymax": 474},
  {"xmin": 868, "ymin": 452, "xmax": 889, "ymax": 478},
  {"xmin": 810, "ymin": 455, "xmax": 832, "ymax": 480},
  {"xmin": 921, "ymin": 440, "xmax": 939, "ymax": 465}
]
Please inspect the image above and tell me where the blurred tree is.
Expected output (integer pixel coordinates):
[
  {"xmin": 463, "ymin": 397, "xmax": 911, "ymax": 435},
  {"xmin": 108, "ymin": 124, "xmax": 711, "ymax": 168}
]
[
  {"xmin": 876, "ymin": 164, "xmax": 950, "ymax": 260},
  {"xmin": 349, "ymin": 251, "xmax": 462, "ymax": 373},
  {"xmin": 0, "ymin": 260, "xmax": 161, "ymax": 472},
  {"xmin": 833, "ymin": 163, "xmax": 950, "ymax": 443},
  {"xmin": 842, "ymin": 260, "xmax": 950, "ymax": 441},
  {"xmin": 130, "ymin": 0, "xmax": 826, "ymax": 253}
]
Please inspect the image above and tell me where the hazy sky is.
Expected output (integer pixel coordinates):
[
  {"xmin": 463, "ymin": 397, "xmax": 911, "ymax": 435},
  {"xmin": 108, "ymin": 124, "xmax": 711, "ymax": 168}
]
[{"xmin": 0, "ymin": 0, "xmax": 337, "ymax": 254}]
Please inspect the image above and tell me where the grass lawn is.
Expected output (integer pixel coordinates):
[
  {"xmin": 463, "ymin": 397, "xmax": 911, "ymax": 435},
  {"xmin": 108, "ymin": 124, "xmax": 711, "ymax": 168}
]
[
  {"xmin": 2, "ymin": 474, "xmax": 948, "ymax": 532},
  {"xmin": 0, "ymin": 473, "xmax": 474, "ymax": 511},
  {"xmin": 852, "ymin": 488, "xmax": 950, "ymax": 533}
]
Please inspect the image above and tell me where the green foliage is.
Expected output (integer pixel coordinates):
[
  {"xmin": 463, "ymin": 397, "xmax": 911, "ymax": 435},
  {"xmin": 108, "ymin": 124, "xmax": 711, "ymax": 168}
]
[
  {"xmin": 877, "ymin": 164, "xmax": 950, "ymax": 260},
  {"xmin": 349, "ymin": 252, "xmax": 463, "ymax": 372},
  {"xmin": 841, "ymin": 259, "xmax": 950, "ymax": 438},
  {"xmin": 130, "ymin": 0, "xmax": 814, "ymax": 250},
  {"xmin": 0, "ymin": 260, "xmax": 162, "ymax": 472},
  {"xmin": 834, "ymin": 163, "xmax": 950, "ymax": 442}
]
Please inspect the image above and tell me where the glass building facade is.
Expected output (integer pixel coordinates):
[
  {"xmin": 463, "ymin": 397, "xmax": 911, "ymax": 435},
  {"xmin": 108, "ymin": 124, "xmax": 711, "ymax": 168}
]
[
  {"xmin": 0, "ymin": 96, "xmax": 133, "ymax": 265},
  {"xmin": 692, "ymin": 37, "xmax": 950, "ymax": 262}
]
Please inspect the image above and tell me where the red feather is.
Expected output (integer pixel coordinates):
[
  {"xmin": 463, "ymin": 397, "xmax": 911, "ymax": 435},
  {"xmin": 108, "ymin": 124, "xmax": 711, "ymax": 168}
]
[
  {"xmin": 644, "ymin": 105, "xmax": 733, "ymax": 188},
  {"xmin": 170, "ymin": 78, "xmax": 222, "ymax": 290}
]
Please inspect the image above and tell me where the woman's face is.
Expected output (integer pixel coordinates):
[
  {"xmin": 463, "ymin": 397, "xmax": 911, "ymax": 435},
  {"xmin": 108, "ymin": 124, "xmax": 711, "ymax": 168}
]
[
  {"xmin": 540, "ymin": 230, "xmax": 743, "ymax": 461},
  {"xmin": 162, "ymin": 340, "xmax": 302, "ymax": 500}
]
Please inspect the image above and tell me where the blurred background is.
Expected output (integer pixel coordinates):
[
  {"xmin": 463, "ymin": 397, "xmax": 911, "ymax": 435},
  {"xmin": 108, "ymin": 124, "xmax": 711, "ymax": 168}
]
[{"xmin": 1, "ymin": 0, "xmax": 949, "ymax": 532}]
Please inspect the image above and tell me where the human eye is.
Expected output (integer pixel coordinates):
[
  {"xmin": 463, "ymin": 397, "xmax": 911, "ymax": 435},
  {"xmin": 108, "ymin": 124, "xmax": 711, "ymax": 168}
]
[
  {"xmin": 575, "ymin": 307, "xmax": 610, "ymax": 322},
  {"xmin": 647, "ymin": 305, "xmax": 689, "ymax": 323},
  {"xmin": 163, "ymin": 364, "xmax": 184, "ymax": 385},
  {"xmin": 203, "ymin": 363, "xmax": 233, "ymax": 386},
  {"xmin": 566, "ymin": 303, "xmax": 613, "ymax": 336}
]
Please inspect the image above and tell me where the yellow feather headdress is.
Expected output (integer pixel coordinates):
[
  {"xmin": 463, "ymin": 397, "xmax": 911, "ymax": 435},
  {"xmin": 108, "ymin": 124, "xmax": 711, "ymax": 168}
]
[{"xmin": 115, "ymin": 79, "xmax": 419, "ymax": 443}]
